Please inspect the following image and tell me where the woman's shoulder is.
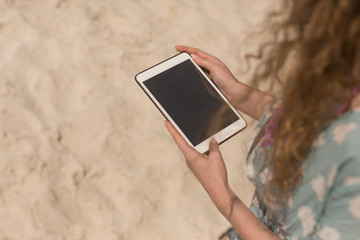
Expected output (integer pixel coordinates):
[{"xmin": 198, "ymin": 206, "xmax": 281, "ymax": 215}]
[
  {"xmin": 307, "ymin": 109, "xmax": 360, "ymax": 178},
  {"xmin": 314, "ymin": 109, "xmax": 360, "ymax": 155}
]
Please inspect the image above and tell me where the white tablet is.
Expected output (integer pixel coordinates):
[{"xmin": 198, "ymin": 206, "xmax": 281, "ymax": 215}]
[{"xmin": 135, "ymin": 52, "xmax": 246, "ymax": 153}]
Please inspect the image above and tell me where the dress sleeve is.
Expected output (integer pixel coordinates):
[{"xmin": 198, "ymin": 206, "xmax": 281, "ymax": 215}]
[{"xmin": 310, "ymin": 156, "xmax": 360, "ymax": 240}]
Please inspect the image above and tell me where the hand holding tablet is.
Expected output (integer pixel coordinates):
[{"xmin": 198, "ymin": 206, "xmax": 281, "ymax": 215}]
[{"xmin": 135, "ymin": 52, "xmax": 246, "ymax": 153}]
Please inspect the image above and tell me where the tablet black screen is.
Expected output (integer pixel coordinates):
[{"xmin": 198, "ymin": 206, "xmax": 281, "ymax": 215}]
[{"xmin": 144, "ymin": 60, "xmax": 239, "ymax": 146}]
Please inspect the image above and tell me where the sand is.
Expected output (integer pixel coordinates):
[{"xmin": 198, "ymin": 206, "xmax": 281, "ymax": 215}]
[{"xmin": 0, "ymin": 0, "xmax": 273, "ymax": 239}]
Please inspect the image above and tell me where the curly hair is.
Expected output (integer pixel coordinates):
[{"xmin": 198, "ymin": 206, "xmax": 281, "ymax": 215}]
[{"xmin": 250, "ymin": 0, "xmax": 360, "ymax": 202}]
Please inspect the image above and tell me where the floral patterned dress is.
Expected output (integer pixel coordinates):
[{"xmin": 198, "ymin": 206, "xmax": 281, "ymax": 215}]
[{"xmin": 228, "ymin": 106, "xmax": 360, "ymax": 240}]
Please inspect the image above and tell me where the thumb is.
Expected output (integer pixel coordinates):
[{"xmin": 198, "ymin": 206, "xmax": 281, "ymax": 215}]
[{"xmin": 209, "ymin": 138, "xmax": 220, "ymax": 153}]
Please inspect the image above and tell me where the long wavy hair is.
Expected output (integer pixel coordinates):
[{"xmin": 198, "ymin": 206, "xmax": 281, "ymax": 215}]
[{"xmin": 249, "ymin": 0, "xmax": 360, "ymax": 202}]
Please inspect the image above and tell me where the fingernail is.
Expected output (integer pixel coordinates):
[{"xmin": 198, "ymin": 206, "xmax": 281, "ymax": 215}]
[{"xmin": 191, "ymin": 54, "xmax": 199, "ymax": 59}]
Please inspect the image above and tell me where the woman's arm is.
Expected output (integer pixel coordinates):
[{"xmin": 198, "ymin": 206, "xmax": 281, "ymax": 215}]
[
  {"xmin": 165, "ymin": 121, "xmax": 280, "ymax": 240},
  {"xmin": 175, "ymin": 46, "xmax": 273, "ymax": 120},
  {"xmin": 220, "ymin": 191, "xmax": 280, "ymax": 240}
]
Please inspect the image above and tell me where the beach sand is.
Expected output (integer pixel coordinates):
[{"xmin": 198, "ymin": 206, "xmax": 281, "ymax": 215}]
[{"xmin": 0, "ymin": 0, "xmax": 272, "ymax": 239}]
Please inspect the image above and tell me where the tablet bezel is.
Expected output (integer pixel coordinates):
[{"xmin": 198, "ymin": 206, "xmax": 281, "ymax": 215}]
[{"xmin": 135, "ymin": 52, "xmax": 246, "ymax": 153}]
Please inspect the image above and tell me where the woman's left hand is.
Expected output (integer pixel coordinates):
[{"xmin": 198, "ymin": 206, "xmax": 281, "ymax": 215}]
[{"xmin": 165, "ymin": 120, "xmax": 234, "ymax": 215}]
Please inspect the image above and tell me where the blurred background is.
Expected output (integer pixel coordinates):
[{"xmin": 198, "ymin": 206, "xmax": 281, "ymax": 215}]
[{"xmin": 0, "ymin": 0, "xmax": 272, "ymax": 239}]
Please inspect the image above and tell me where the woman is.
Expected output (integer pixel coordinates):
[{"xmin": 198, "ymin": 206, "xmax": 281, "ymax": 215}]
[{"xmin": 165, "ymin": 0, "xmax": 360, "ymax": 239}]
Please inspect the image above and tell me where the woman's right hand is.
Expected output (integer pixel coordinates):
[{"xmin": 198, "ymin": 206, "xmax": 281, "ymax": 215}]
[
  {"xmin": 175, "ymin": 45, "xmax": 273, "ymax": 120},
  {"xmin": 175, "ymin": 45, "xmax": 241, "ymax": 106}
]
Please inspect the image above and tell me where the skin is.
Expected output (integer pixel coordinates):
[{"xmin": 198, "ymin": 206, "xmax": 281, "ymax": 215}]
[{"xmin": 165, "ymin": 46, "xmax": 279, "ymax": 240}]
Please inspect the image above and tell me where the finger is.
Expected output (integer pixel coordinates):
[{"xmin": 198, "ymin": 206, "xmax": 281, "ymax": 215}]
[
  {"xmin": 175, "ymin": 45, "xmax": 189, "ymax": 52},
  {"xmin": 209, "ymin": 138, "xmax": 220, "ymax": 153},
  {"xmin": 191, "ymin": 54, "xmax": 217, "ymax": 73},
  {"xmin": 164, "ymin": 120, "xmax": 195, "ymax": 153},
  {"xmin": 175, "ymin": 45, "xmax": 221, "ymax": 64}
]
